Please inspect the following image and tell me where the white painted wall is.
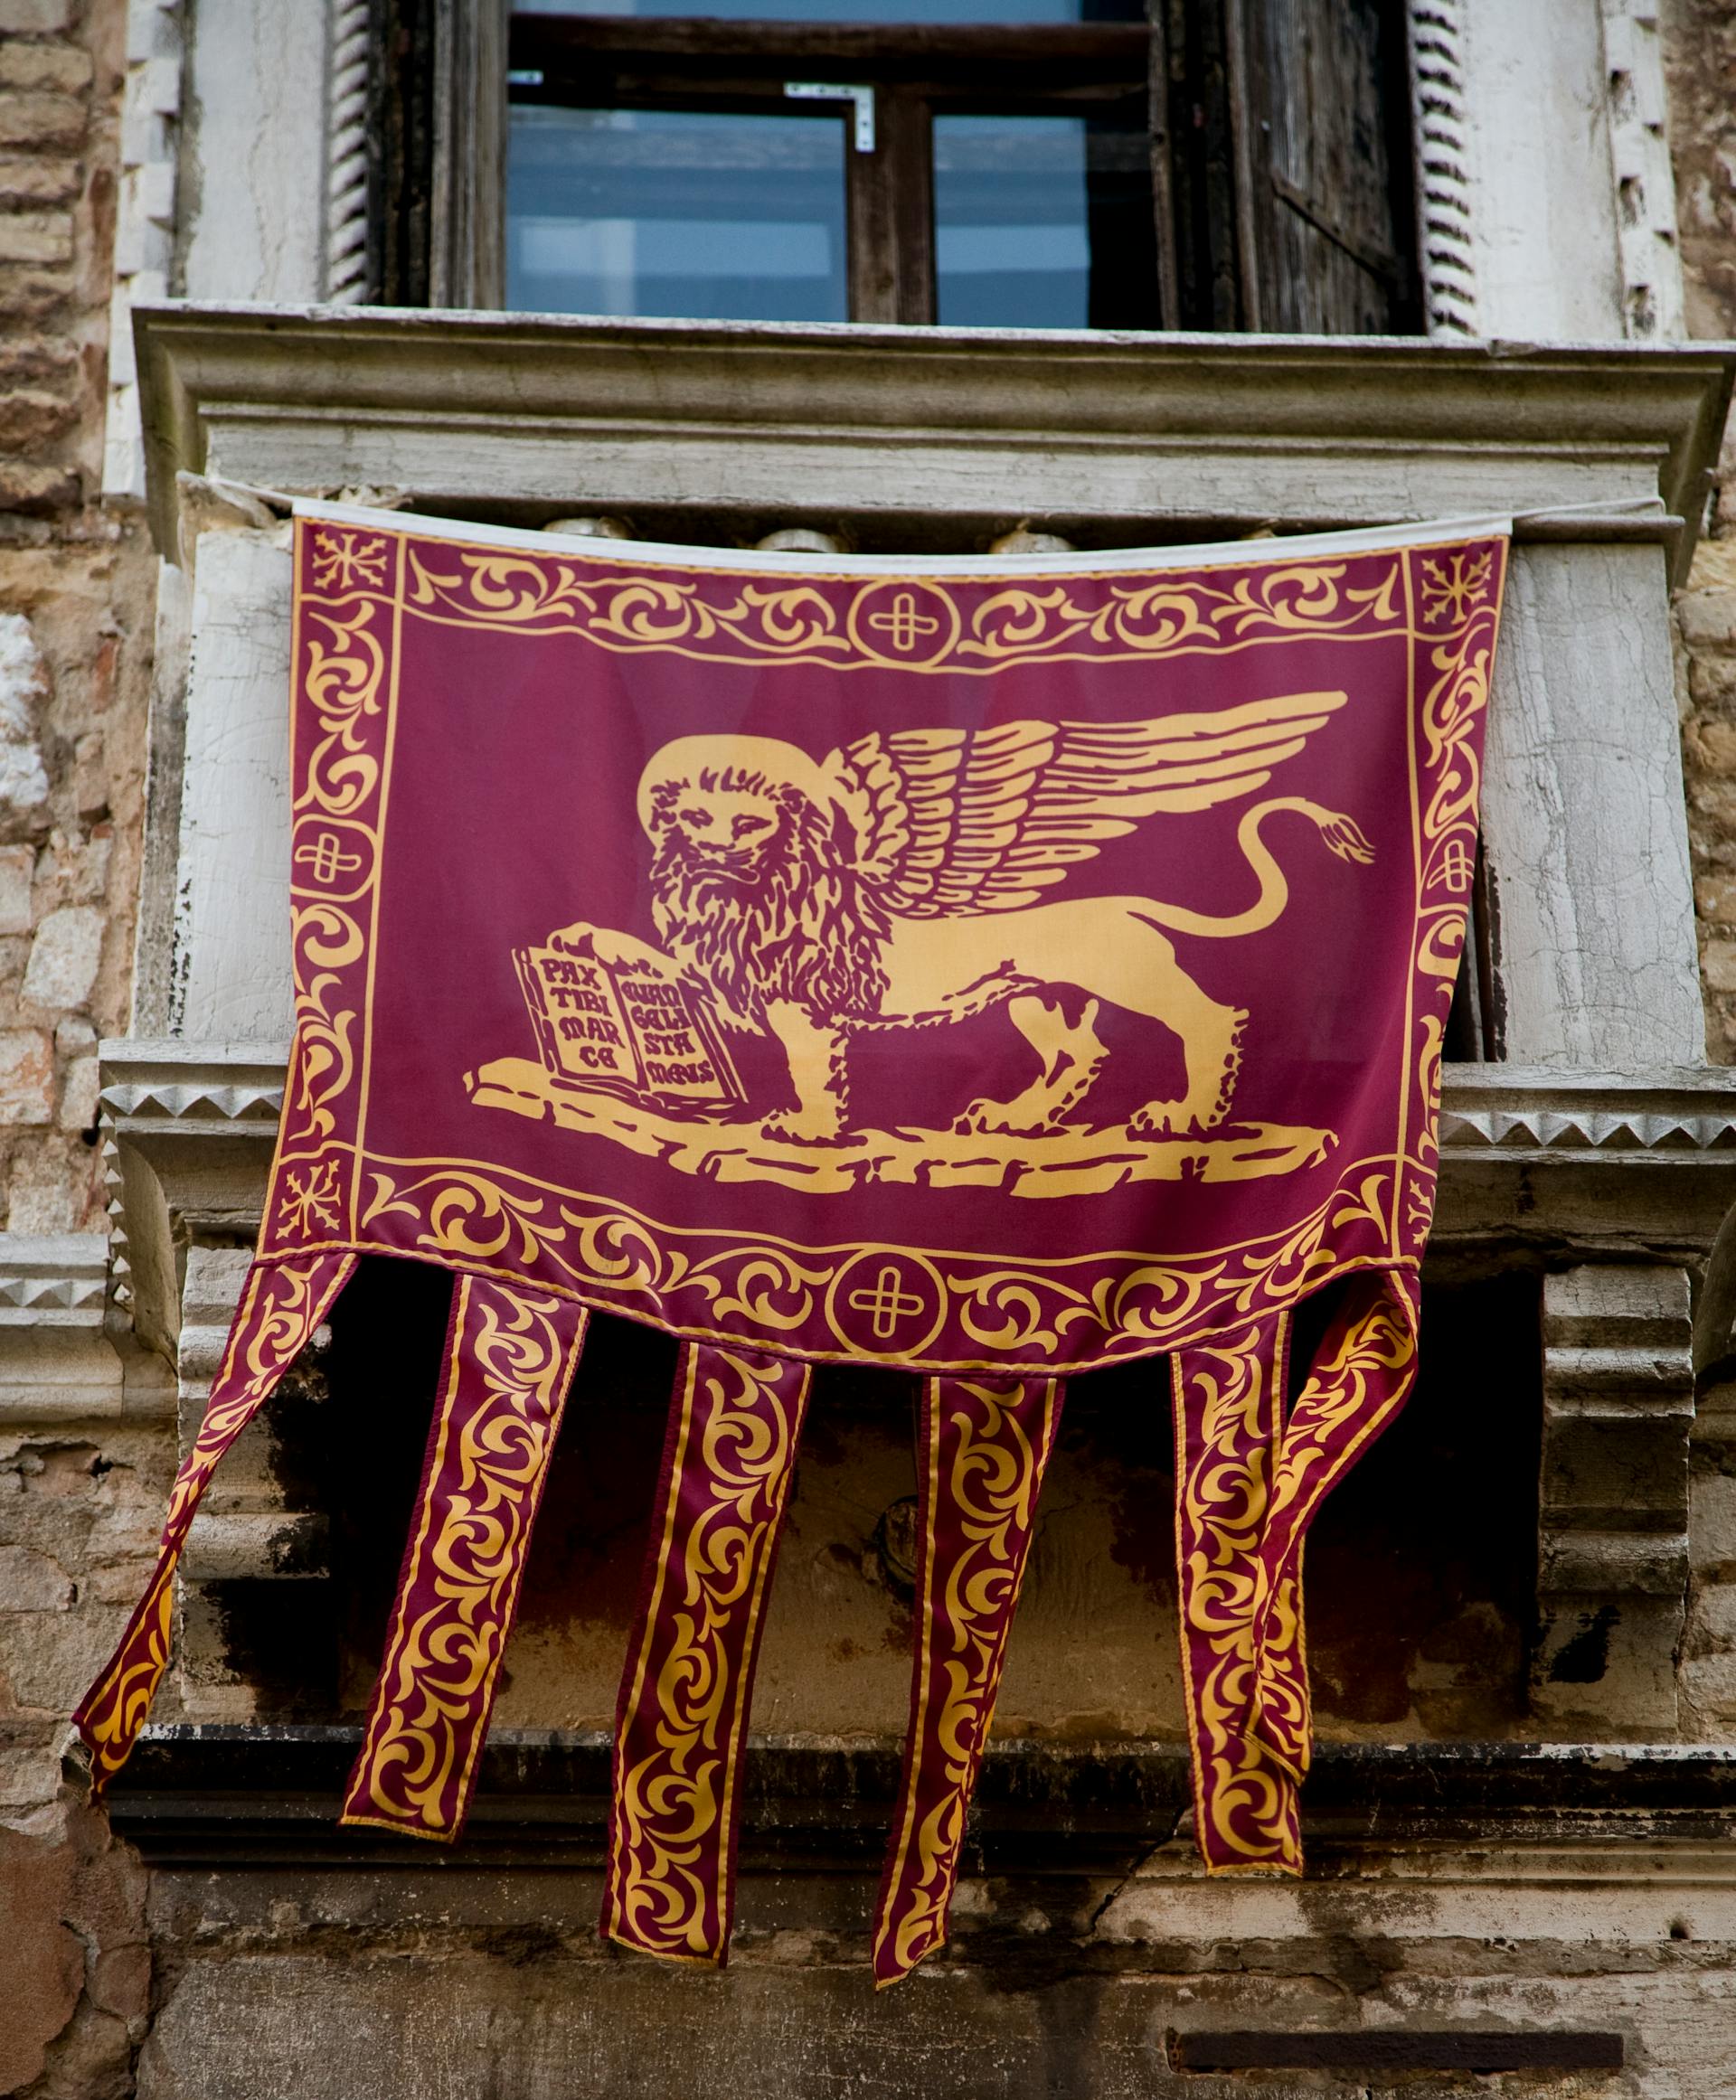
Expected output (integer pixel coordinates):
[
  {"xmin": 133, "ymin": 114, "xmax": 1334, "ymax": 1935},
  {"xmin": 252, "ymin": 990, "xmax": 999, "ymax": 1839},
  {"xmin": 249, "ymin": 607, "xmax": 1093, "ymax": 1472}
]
[
  {"xmin": 171, "ymin": 530, "xmax": 296, "ymax": 1041},
  {"xmin": 1456, "ymin": 0, "xmax": 1628, "ymax": 342},
  {"xmin": 1482, "ymin": 543, "xmax": 1703, "ymax": 1066},
  {"xmin": 179, "ymin": 0, "xmax": 330, "ymax": 304}
]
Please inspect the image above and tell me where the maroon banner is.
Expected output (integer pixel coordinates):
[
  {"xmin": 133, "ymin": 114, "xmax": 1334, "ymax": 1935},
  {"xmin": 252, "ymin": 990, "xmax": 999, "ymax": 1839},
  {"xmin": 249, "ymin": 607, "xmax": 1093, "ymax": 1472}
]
[
  {"xmin": 340, "ymin": 1276, "xmax": 590, "ymax": 1840},
  {"xmin": 873, "ymin": 1374, "xmax": 1065, "ymax": 1985},
  {"xmin": 75, "ymin": 1250, "xmax": 355, "ymax": 1788},
  {"xmin": 261, "ymin": 511, "xmax": 1506, "ymax": 1380},
  {"xmin": 601, "ymin": 1340, "xmax": 812, "ymax": 1964},
  {"xmin": 79, "ymin": 505, "xmax": 1508, "ymax": 1944}
]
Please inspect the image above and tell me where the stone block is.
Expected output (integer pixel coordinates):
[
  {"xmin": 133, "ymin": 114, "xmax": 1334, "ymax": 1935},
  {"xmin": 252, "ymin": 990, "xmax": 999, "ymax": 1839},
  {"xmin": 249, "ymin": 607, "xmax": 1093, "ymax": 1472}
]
[
  {"xmin": 0, "ymin": 389, "xmax": 75, "ymax": 455},
  {"xmin": 22, "ymin": 906, "xmax": 102, "ymax": 1010},
  {"xmin": 0, "ymin": 1030, "xmax": 52, "ymax": 1123},
  {"xmin": 0, "ymin": 90, "xmax": 83, "ymax": 152},
  {"xmin": 1683, "ymin": 1649, "xmax": 1736, "ymax": 1719},
  {"xmin": 1692, "ymin": 1469, "xmax": 1736, "ymax": 1571},
  {"xmin": 1686, "ymin": 537, "xmax": 1736, "ymax": 596},
  {"xmin": 1690, "ymin": 715, "xmax": 1736, "ymax": 774},
  {"xmin": 0, "ymin": 41, "xmax": 90, "ymax": 92},
  {"xmin": 5, "ymin": 1141, "xmax": 93, "ymax": 1232},
  {"xmin": 0, "ymin": 1600, "xmax": 121, "ymax": 1709},
  {"xmin": 1703, "ymin": 937, "xmax": 1736, "ymax": 993},
  {"xmin": 0, "ymin": 461, "xmax": 77, "ymax": 513},
  {"xmin": 56, "ymin": 1051, "xmax": 96, "ymax": 1133},
  {"xmin": 0, "ymin": 0, "xmax": 71, "ymax": 29},
  {"xmin": 0, "ymin": 844, "xmax": 32, "ymax": 933},
  {"xmin": 1676, "ymin": 589, "xmax": 1736, "ymax": 646},
  {"xmin": 0, "ymin": 212, "xmax": 71, "ymax": 266},
  {"xmin": 0, "ymin": 1822, "xmax": 80, "ymax": 2097},
  {"xmin": 0, "ymin": 157, "xmax": 77, "ymax": 207},
  {"xmin": 1689, "ymin": 652, "xmax": 1736, "ymax": 709},
  {"xmin": 1695, "ymin": 871, "xmax": 1736, "ymax": 924},
  {"xmin": 1690, "ymin": 1580, "xmax": 1736, "ymax": 1649},
  {"xmin": 0, "ymin": 1541, "xmax": 72, "ymax": 1608}
]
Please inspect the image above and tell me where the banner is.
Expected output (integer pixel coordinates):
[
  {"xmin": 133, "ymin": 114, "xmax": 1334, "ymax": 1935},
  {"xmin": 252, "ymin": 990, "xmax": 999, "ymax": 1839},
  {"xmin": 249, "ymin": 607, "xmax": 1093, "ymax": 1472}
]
[{"xmin": 80, "ymin": 504, "xmax": 1507, "ymax": 1977}]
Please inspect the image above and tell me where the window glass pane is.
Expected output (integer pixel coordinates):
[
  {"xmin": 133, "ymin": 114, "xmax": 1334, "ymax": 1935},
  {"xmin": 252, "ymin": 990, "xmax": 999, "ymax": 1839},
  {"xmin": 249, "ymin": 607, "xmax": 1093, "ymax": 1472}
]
[
  {"xmin": 507, "ymin": 105, "xmax": 847, "ymax": 322},
  {"xmin": 516, "ymin": 2, "xmax": 1144, "ymax": 21},
  {"xmin": 933, "ymin": 113, "xmax": 1158, "ymax": 331}
]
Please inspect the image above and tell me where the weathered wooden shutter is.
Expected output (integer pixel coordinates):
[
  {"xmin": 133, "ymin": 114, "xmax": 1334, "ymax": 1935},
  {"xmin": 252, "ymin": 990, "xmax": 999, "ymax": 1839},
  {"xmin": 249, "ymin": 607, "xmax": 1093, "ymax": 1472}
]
[{"xmin": 1229, "ymin": 0, "xmax": 1417, "ymax": 334}]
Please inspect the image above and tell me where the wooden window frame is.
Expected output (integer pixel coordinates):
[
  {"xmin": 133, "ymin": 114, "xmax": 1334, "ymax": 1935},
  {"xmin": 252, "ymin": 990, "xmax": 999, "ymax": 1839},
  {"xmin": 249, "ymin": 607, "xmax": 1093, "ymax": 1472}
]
[{"xmin": 505, "ymin": 14, "xmax": 1155, "ymax": 327}]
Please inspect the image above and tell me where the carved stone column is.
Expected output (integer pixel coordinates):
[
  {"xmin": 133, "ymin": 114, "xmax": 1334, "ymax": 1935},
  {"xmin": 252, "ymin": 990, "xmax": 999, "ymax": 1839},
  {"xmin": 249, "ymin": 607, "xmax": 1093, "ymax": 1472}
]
[{"xmin": 1535, "ymin": 1265, "xmax": 1694, "ymax": 1728}]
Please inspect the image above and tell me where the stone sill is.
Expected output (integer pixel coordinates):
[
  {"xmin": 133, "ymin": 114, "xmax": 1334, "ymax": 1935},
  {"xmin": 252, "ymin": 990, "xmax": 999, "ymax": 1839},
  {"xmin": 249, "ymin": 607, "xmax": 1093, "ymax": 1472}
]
[{"xmin": 106, "ymin": 1728, "xmax": 1736, "ymax": 1871}]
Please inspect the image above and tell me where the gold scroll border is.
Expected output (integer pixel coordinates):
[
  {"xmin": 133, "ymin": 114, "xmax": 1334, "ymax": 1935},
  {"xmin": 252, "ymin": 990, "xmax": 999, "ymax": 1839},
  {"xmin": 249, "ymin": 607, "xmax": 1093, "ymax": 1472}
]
[
  {"xmin": 267, "ymin": 524, "xmax": 402, "ymax": 1243},
  {"xmin": 289, "ymin": 518, "xmax": 1468, "ymax": 679},
  {"xmin": 257, "ymin": 1141, "xmax": 1410, "ymax": 1375},
  {"xmin": 1392, "ymin": 541, "xmax": 1508, "ymax": 1250}
]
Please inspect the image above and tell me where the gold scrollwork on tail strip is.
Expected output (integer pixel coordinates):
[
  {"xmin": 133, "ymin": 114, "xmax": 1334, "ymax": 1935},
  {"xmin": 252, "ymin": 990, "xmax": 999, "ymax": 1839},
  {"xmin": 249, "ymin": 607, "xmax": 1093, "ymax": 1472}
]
[
  {"xmin": 75, "ymin": 1253, "xmax": 355, "ymax": 1786},
  {"xmin": 341, "ymin": 1280, "xmax": 588, "ymax": 1838},
  {"xmin": 874, "ymin": 1376, "xmax": 1061, "ymax": 1985},
  {"xmin": 605, "ymin": 1344, "xmax": 812, "ymax": 1963},
  {"xmin": 1171, "ymin": 1315, "xmax": 1301, "ymax": 1873},
  {"xmin": 1245, "ymin": 1273, "xmax": 1420, "ymax": 1780}
]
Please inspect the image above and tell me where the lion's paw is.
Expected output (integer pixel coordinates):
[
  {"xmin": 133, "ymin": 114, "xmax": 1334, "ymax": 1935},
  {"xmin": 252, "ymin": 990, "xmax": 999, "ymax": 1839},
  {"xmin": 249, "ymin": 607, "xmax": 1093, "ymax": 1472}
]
[
  {"xmin": 953, "ymin": 1098, "xmax": 1073, "ymax": 1138},
  {"xmin": 1127, "ymin": 1103, "xmax": 1203, "ymax": 1142},
  {"xmin": 760, "ymin": 1110, "xmax": 849, "ymax": 1148}
]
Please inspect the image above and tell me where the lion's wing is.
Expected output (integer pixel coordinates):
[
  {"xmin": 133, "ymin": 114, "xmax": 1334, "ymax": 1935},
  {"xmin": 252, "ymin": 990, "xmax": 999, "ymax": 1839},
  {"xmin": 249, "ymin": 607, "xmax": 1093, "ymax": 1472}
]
[{"xmin": 834, "ymin": 689, "xmax": 1346, "ymax": 917}]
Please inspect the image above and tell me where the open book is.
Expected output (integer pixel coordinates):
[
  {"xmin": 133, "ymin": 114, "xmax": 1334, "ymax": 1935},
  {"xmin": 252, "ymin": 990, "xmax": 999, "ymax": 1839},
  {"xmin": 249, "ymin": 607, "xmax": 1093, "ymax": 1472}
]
[{"xmin": 514, "ymin": 937, "xmax": 745, "ymax": 1116}]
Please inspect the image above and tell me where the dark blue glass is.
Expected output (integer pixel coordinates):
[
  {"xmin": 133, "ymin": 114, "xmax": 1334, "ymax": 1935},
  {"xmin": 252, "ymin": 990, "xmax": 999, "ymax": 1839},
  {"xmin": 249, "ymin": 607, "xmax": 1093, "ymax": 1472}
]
[
  {"xmin": 507, "ymin": 105, "xmax": 849, "ymax": 322},
  {"xmin": 517, "ymin": 3, "xmax": 1143, "ymax": 21}
]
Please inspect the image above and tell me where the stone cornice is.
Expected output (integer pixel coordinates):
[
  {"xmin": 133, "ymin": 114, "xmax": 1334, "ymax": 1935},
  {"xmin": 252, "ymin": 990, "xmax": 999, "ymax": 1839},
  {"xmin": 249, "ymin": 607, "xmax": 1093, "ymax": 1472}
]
[
  {"xmin": 0, "ymin": 1235, "xmax": 108, "ymax": 1325},
  {"xmin": 97, "ymin": 1042, "xmax": 1736, "ymax": 1358},
  {"xmin": 1439, "ymin": 1067, "xmax": 1736, "ymax": 1163},
  {"xmin": 131, "ymin": 304, "xmax": 1736, "ymax": 577}
]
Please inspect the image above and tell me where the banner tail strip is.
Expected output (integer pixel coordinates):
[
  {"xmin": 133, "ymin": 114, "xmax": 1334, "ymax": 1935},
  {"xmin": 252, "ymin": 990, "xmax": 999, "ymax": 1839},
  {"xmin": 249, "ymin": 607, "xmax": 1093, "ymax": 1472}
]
[
  {"xmin": 340, "ymin": 1277, "xmax": 590, "ymax": 1840},
  {"xmin": 1244, "ymin": 1270, "xmax": 1420, "ymax": 1781},
  {"xmin": 1171, "ymin": 1310, "xmax": 1299, "ymax": 1875},
  {"xmin": 74, "ymin": 1250, "xmax": 357, "ymax": 1792},
  {"xmin": 873, "ymin": 1373, "xmax": 1066, "ymax": 1989},
  {"xmin": 601, "ymin": 1340, "xmax": 813, "ymax": 1966}
]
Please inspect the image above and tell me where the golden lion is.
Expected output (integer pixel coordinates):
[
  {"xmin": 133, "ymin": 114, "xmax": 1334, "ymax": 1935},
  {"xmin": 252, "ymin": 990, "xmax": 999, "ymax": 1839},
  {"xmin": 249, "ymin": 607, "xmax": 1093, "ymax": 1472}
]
[{"xmin": 559, "ymin": 696, "xmax": 1373, "ymax": 1145}]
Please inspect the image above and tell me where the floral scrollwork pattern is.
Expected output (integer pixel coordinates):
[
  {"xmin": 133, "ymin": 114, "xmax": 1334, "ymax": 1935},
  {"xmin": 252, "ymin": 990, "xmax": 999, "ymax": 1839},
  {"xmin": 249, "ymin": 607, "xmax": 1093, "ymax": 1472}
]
[
  {"xmin": 602, "ymin": 1342, "xmax": 813, "ymax": 1963},
  {"xmin": 1171, "ymin": 1313, "xmax": 1302, "ymax": 1874},
  {"xmin": 873, "ymin": 1374, "xmax": 1064, "ymax": 1985},
  {"xmin": 341, "ymin": 1279, "xmax": 590, "ymax": 1838}
]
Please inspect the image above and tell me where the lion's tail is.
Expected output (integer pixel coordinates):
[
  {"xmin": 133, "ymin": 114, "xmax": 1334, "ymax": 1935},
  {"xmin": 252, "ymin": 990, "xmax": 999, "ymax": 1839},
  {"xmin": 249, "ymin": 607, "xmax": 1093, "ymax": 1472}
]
[{"xmin": 1129, "ymin": 796, "xmax": 1374, "ymax": 941}]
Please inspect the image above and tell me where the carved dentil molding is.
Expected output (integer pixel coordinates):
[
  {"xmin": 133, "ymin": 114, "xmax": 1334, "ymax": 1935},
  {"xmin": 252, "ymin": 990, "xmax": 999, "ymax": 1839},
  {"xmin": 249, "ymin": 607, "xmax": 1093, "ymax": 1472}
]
[{"xmin": 1407, "ymin": 1, "xmax": 1479, "ymax": 338}]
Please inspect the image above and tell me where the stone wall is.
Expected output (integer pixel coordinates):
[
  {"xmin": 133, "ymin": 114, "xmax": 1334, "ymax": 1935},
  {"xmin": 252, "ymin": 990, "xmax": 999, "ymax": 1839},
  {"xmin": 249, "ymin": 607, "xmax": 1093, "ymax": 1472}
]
[
  {"xmin": 0, "ymin": 0, "xmax": 149, "ymax": 1232},
  {"xmin": 1665, "ymin": 0, "xmax": 1736, "ymax": 1061},
  {"xmin": 0, "ymin": 2, "xmax": 162, "ymax": 2095}
]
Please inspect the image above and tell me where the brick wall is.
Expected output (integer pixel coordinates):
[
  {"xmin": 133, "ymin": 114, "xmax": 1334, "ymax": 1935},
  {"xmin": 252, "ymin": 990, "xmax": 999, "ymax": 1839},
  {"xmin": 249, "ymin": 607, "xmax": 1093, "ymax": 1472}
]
[
  {"xmin": 0, "ymin": 0, "xmax": 151, "ymax": 1239},
  {"xmin": 1664, "ymin": 0, "xmax": 1736, "ymax": 1061},
  {"xmin": 0, "ymin": 4, "xmax": 161, "ymax": 2095}
]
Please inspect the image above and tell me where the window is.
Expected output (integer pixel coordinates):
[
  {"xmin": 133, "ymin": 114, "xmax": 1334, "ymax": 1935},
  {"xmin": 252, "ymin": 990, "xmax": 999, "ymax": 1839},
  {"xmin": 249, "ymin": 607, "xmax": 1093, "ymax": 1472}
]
[
  {"xmin": 496, "ymin": 1, "xmax": 1418, "ymax": 333},
  {"xmin": 505, "ymin": 2, "xmax": 1157, "ymax": 327}
]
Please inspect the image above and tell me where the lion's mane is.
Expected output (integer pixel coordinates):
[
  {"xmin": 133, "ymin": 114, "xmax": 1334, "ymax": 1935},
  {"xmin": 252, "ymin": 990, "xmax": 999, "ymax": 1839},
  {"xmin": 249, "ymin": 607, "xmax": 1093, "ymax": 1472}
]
[{"xmin": 646, "ymin": 766, "xmax": 891, "ymax": 1026}]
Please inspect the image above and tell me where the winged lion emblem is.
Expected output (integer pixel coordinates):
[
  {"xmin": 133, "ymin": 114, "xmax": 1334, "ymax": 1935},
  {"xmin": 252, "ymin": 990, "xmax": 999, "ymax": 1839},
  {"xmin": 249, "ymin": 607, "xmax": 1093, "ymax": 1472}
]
[{"xmin": 550, "ymin": 689, "xmax": 1372, "ymax": 1147}]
